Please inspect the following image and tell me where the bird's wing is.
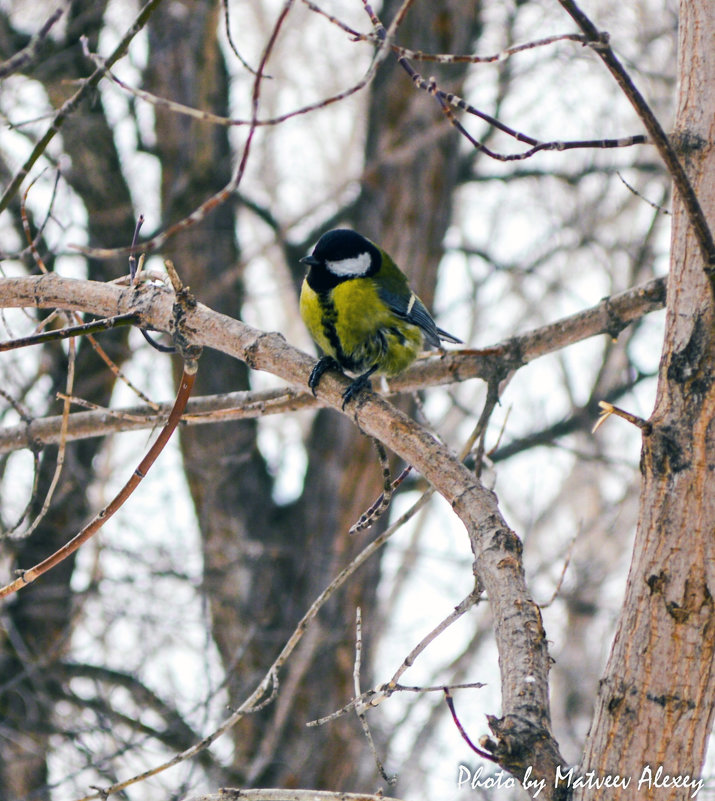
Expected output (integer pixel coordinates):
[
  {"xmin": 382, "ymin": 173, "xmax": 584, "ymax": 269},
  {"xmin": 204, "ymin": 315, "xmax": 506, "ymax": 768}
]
[{"xmin": 377, "ymin": 287, "xmax": 443, "ymax": 348}]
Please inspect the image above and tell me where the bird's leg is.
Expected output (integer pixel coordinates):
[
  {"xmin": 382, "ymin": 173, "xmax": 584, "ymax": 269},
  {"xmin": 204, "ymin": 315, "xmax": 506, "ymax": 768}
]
[
  {"xmin": 308, "ymin": 355, "xmax": 342, "ymax": 396},
  {"xmin": 342, "ymin": 365, "xmax": 378, "ymax": 409}
]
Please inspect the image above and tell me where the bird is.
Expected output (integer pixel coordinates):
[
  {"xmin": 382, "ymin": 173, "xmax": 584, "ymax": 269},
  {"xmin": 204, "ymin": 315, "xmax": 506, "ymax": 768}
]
[{"xmin": 299, "ymin": 228, "xmax": 461, "ymax": 408}]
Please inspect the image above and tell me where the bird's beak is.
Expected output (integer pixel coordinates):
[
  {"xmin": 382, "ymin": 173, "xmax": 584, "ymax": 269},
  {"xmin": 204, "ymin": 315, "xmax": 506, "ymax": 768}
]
[{"xmin": 300, "ymin": 255, "xmax": 319, "ymax": 267}]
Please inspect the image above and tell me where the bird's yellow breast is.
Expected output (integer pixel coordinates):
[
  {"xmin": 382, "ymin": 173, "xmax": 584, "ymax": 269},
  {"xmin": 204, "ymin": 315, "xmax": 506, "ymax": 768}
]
[{"xmin": 300, "ymin": 277, "xmax": 423, "ymax": 377}]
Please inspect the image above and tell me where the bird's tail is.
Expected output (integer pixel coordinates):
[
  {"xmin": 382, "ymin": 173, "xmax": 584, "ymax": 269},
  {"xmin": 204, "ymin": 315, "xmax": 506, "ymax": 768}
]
[{"xmin": 436, "ymin": 327, "xmax": 462, "ymax": 344}]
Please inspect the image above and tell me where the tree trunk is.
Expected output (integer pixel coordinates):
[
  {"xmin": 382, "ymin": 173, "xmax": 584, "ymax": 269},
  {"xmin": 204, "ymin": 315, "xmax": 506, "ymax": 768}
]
[{"xmin": 574, "ymin": 2, "xmax": 715, "ymax": 797}]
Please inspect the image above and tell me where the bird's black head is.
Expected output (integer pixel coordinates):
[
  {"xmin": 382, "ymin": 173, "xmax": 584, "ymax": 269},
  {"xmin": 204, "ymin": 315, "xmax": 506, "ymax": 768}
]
[{"xmin": 301, "ymin": 229, "xmax": 380, "ymax": 290}]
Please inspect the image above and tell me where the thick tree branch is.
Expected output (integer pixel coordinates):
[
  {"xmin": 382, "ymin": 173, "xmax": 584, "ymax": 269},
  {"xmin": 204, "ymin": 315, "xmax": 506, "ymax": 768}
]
[
  {"xmin": 0, "ymin": 274, "xmax": 666, "ymax": 454},
  {"xmin": 0, "ymin": 272, "xmax": 567, "ymax": 788}
]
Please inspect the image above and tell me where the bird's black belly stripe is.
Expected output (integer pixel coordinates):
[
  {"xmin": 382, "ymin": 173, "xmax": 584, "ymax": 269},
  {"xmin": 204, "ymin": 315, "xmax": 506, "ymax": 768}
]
[{"xmin": 318, "ymin": 292, "xmax": 354, "ymax": 370}]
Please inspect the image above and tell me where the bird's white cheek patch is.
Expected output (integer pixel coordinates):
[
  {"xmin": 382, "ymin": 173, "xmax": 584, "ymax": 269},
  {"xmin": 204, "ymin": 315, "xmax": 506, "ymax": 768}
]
[{"xmin": 326, "ymin": 252, "xmax": 372, "ymax": 277}]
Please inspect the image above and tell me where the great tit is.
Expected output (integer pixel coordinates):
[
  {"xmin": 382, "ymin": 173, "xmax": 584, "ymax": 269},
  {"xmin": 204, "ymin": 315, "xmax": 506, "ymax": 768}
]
[{"xmin": 299, "ymin": 228, "xmax": 461, "ymax": 408}]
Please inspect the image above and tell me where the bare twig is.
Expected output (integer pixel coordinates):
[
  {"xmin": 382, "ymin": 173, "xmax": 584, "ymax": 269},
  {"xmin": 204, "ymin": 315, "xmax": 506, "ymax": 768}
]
[
  {"xmin": 182, "ymin": 791, "xmax": 408, "ymax": 801},
  {"xmin": 350, "ymin": 439, "xmax": 412, "ymax": 534},
  {"xmin": 128, "ymin": 216, "xmax": 144, "ymax": 283},
  {"xmin": 592, "ymin": 399, "xmax": 652, "ymax": 434},
  {"xmin": 0, "ymin": 1, "xmax": 69, "ymax": 79},
  {"xmin": 20, "ymin": 322, "xmax": 76, "ymax": 539},
  {"xmin": 0, "ymin": 391, "xmax": 41, "ymax": 538},
  {"xmin": 221, "ymin": 0, "xmax": 266, "ymax": 77},
  {"xmin": 361, "ymin": 2, "xmax": 647, "ymax": 162},
  {"xmin": 387, "ymin": 32, "xmax": 589, "ymax": 63},
  {"xmin": 353, "ymin": 607, "xmax": 396, "ymax": 784},
  {"xmin": 387, "ymin": 591, "xmax": 481, "ymax": 690},
  {"xmin": 444, "ymin": 687, "xmax": 497, "ymax": 761},
  {"xmin": 616, "ymin": 171, "xmax": 671, "ymax": 215},
  {"xmin": 0, "ymin": 387, "xmax": 310, "ymax": 455},
  {"xmin": 557, "ymin": 0, "xmax": 715, "ymax": 279},
  {"xmin": 0, "ymin": 365, "xmax": 197, "ymax": 600},
  {"xmin": 0, "ymin": 313, "xmax": 140, "ymax": 352},
  {"xmin": 392, "ymin": 681, "xmax": 485, "ymax": 693},
  {"xmin": 308, "ymin": 589, "xmax": 483, "ymax": 729},
  {"xmin": 434, "ymin": 84, "xmax": 647, "ymax": 161},
  {"xmin": 538, "ymin": 533, "xmax": 579, "ymax": 609},
  {"xmin": 0, "ymin": 0, "xmax": 164, "ymax": 212},
  {"xmin": 300, "ymin": 0, "xmax": 364, "ymax": 38}
]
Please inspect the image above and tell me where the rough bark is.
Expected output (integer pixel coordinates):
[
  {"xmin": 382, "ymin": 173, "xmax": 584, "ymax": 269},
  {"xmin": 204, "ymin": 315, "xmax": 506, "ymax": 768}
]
[{"xmin": 575, "ymin": 2, "xmax": 715, "ymax": 797}]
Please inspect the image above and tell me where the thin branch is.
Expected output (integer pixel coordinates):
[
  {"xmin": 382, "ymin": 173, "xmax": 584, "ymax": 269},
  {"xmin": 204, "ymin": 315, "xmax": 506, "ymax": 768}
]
[
  {"xmin": 20, "ymin": 322, "xmax": 76, "ymax": 539},
  {"xmin": 221, "ymin": 0, "xmax": 266, "ymax": 77},
  {"xmin": 0, "ymin": 1, "xmax": 69, "ymax": 78},
  {"xmin": 182, "ymin": 791, "xmax": 408, "ymax": 801},
  {"xmin": 309, "ymin": 590, "xmax": 483, "ymax": 728},
  {"xmin": 362, "ymin": 2, "xmax": 647, "ymax": 161},
  {"xmin": 0, "ymin": 391, "xmax": 41, "ymax": 537},
  {"xmin": 393, "ymin": 681, "xmax": 485, "ymax": 693},
  {"xmin": 353, "ymin": 607, "xmax": 396, "ymax": 785},
  {"xmin": 537, "ymin": 533, "xmax": 579, "ymax": 609},
  {"xmin": 350, "ymin": 439, "xmax": 412, "ymax": 534},
  {"xmin": 386, "ymin": 591, "xmax": 481, "ymax": 690},
  {"xmin": 557, "ymin": 0, "xmax": 715, "ymax": 280},
  {"xmin": 387, "ymin": 32, "xmax": 589, "ymax": 63},
  {"xmin": 616, "ymin": 171, "xmax": 671, "ymax": 215},
  {"xmin": 0, "ymin": 0, "xmax": 165, "ymax": 212},
  {"xmin": 435, "ymin": 85, "xmax": 647, "ymax": 161},
  {"xmin": 444, "ymin": 687, "xmax": 498, "ymax": 761},
  {"xmin": 0, "ymin": 387, "xmax": 309, "ymax": 455},
  {"xmin": 592, "ymin": 399, "xmax": 652, "ymax": 434},
  {"xmin": 0, "ymin": 365, "xmax": 197, "ymax": 600},
  {"xmin": 0, "ymin": 313, "xmax": 140, "ymax": 352},
  {"xmin": 18, "ymin": 166, "xmax": 63, "ymax": 271},
  {"xmin": 300, "ymin": 0, "xmax": 364, "ymax": 38}
]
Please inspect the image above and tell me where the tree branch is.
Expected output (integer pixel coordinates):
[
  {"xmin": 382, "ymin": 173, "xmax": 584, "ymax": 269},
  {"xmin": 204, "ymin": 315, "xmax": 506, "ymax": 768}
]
[
  {"xmin": 557, "ymin": 0, "xmax": 715, "ymax": 282},
  {"xmin": 0, "ymin": 0, "xmax": 164, "ymax": 212},
  {"xmin": 0, "ymin": 274, "xmax": 666, "ymax": 454},
  {"xmin": 0, "ymin": 271, "xmax": 568, "ymax": 787},
  {"xmin": 182, "ymin": 791, "xmax": 407, "ymax": 801}
]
